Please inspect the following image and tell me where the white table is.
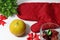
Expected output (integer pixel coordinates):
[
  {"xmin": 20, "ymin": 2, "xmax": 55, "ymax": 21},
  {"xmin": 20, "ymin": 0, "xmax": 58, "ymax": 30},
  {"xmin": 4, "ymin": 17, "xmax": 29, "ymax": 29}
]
[{"xmin": 0, "ymin": 0, "xmax": 60, "ymax": 40}]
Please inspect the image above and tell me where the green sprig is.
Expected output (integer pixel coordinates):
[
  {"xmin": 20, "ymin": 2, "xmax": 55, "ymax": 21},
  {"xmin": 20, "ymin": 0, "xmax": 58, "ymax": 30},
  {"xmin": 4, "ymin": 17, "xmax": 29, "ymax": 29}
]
[
  {"xmin": 44, "ymin": 29, "xmax": 52, "ymax": 36},
  {"xmin": 0, "ymin": 0, "xmax": 17, "ymax": 17}
]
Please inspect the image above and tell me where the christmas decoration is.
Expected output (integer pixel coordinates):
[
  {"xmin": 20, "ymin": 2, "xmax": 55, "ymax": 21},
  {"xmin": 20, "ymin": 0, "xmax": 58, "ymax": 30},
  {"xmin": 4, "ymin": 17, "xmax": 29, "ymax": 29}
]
[{"xmin": 17, "ymin": 3, "xmax": 60, "ymax": 33}]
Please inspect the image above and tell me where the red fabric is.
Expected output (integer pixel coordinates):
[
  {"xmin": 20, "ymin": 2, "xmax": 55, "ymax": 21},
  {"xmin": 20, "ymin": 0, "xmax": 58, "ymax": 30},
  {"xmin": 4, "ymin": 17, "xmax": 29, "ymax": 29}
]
[
  {"xmin": 17, "ymin": 3, "xmax": 47, "ymax": 21},
  {"xmin": 52, "ymin": 3, "xmax": 60, "ymax": 25},
  {"xmin": 31, "ymin": 3, "xmax": 58, "ymax": 33},
  {"xmin": 17, "ymin": 3, "xmax": 60, "ymax": 33},
  {"xmin": 17, "ymin": 3, "xmax": 37, "ymax": 21}
]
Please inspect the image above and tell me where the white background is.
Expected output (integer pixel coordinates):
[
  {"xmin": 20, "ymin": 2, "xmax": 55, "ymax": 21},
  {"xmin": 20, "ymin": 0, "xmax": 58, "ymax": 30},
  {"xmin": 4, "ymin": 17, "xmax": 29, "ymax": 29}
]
[{"xmin": 0, "ymin": 0, "xmax": 60, "ymax": 40}]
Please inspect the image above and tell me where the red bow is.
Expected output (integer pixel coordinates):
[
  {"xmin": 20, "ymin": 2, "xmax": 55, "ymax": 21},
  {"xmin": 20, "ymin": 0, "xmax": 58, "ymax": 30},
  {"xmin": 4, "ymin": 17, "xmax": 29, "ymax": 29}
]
[
  {"xmin": 27, "ymin": 33, "xmax": 40, "ymax": 40},
  {"xmin": 0, "ymin": 15, "xmax": 7, "ymax": 26}
]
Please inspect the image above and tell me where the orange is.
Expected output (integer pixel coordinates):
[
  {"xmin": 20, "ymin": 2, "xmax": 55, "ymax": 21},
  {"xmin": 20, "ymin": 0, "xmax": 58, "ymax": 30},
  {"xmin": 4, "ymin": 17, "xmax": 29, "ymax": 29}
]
[{"xmin": 9, "ymin": 19, "xmax": 26, "ymax": 36}]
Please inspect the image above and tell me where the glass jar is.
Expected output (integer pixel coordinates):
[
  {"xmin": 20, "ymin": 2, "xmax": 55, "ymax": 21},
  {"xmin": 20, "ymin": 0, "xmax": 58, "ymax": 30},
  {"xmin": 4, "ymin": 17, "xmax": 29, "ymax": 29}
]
[{"xmin": 40, "ymin": 22, "xmax": 60, "ymax": 40}]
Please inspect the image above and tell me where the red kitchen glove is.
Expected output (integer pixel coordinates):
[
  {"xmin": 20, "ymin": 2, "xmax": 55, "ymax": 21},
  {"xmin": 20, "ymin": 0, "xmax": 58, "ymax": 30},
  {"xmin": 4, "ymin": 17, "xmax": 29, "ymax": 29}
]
[
  {"xmin": 31, "ymin": 3, "xmax": 60, "ymax": 33},
  {"xmin": 17, "ymin": 3, "xmax": 60, "ymax": 33},
  {"xmin": 31, "ymin": 3, "xmax": 53, "ymax": 33}
]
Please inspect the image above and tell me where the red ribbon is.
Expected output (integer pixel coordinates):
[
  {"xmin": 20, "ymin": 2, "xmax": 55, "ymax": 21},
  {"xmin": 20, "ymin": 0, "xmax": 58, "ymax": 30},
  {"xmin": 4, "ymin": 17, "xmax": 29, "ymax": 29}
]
[
  {"xmin": 27, "ymin": 33, "xmax": 40, "ymax": 40},
  {"xmin": 0, "ymin": 15, "xmax": 7, "ymax": 26}
]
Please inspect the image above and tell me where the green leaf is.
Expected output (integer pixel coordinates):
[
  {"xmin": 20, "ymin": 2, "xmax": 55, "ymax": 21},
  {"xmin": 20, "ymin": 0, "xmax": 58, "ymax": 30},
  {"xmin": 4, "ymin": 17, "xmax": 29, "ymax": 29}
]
[
  {"xmin": 4, "ymin": 3, "xmax": 7, "ymax": 7},
  {"xmin": 0, "ymin": 0, "xmax": 17, "ymax": 18},
  {"xmin": 1, "ymin": 7, "xmax": 5, "ymax": 13},
  {"xmin": 4, "ymin": 12, "xmax": 8, "ymax": 17},
  {"xmin": 47, "ymin": 29, "xmax": 52, "ymax": 36},
  {"xmin": 11, "ymin": 8, "xmax": 17, "ymax": 13},
  {"xmin": 0, "ymin": 0, "xmax": 2, "ymax": 3},
  {"xmin": 8, "ymin": 5, "xmax": 12, "ymax": 9},
  {"xmin": 44, "ymin": 29, "xmax": 52, "ymax": 36},
  {"xmin": 6, "ymin": 0, "xmax": 11, "ymax": 2}
]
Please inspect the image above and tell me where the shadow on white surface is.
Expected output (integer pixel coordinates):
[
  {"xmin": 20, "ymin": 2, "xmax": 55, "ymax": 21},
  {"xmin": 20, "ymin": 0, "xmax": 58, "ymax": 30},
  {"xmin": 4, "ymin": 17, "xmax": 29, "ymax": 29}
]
[{"xmin": 26, "ymin": 24, "xmax": 30, "ymax": 34}]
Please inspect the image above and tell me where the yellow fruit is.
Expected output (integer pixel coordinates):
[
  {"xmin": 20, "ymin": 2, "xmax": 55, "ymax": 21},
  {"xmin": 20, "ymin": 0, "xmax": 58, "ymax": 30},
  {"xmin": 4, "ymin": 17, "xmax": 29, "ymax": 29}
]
[{"xmin": 9, "ymin": 19, "xmax": 26, "ymax": 37}]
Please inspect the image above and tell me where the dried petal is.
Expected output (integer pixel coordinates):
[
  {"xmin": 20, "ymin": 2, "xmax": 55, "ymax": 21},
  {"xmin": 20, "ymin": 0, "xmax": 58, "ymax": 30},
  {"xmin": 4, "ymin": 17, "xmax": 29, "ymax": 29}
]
[
  {"xmin": 0, "ymin": 20, "xmax": 6, "ymax": 26},
  {"xmin": 0, "ymin": 15, "xmax": 7, "ymax": 20},
  {"xmin": 28, "ymin": 33, "xmax": 33, "ymax": 38}
]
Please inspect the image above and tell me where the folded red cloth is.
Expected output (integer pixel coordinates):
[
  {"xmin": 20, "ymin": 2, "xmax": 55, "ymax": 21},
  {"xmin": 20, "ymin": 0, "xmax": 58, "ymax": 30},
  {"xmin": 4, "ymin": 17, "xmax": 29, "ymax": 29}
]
[{"xmin": 17, "ymin": 3, "xmax": 60, "ymax": 33}]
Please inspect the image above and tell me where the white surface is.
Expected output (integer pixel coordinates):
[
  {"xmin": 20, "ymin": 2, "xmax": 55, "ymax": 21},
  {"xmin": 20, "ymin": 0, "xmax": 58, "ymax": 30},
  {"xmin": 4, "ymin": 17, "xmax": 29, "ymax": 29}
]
[
  {"xmin": 17, "ymin": 0, "xmax": 60, "ymax": 4},
  {"xmin": 0, "ymin": 0, "xmax": 60, "ymax": 40},
  {"xmin": 0, "ymin": 15, "xmax": 37, "ymax": 40}
]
